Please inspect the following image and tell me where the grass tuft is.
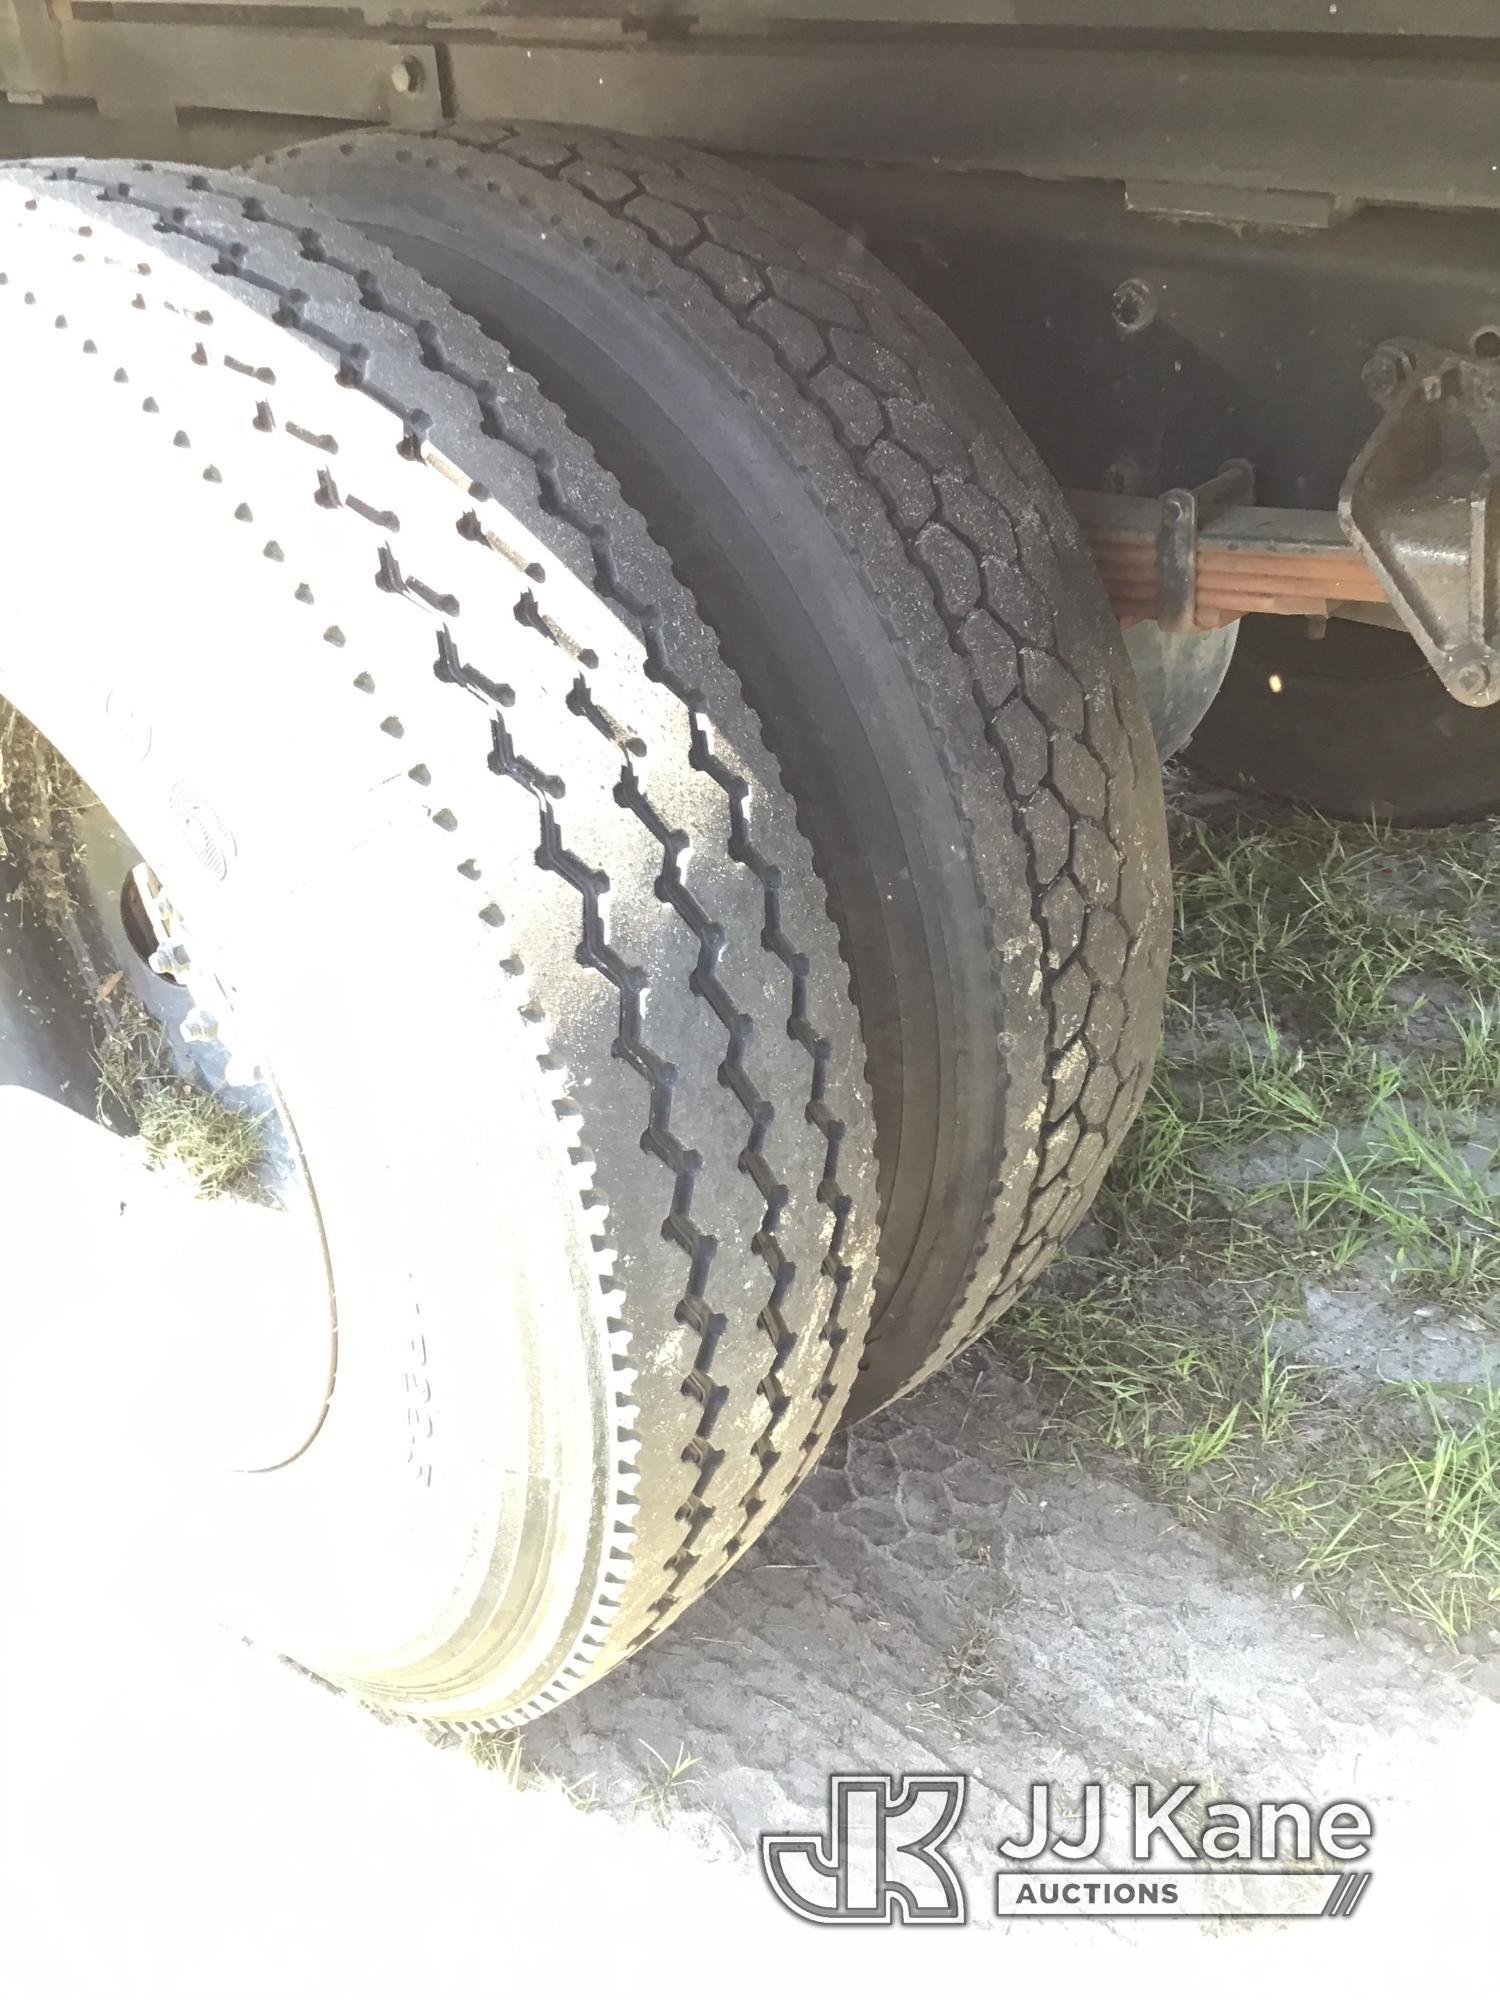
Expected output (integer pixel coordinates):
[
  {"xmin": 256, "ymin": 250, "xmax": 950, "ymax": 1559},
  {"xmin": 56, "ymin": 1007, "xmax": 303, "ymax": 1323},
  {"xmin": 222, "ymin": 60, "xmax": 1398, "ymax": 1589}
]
[
  {"xmin": 1008, "ymin": 1277, "xmax": 1311, "ymax": 1492},
  {"xmin": 97, "ymin": 1002, "xmax": 264, "ymax": 1199},
  {"xmin": 1169, "ymin": 805, "xmax": 1500, "ymax": 1041},
  {"xmin": 1250, "ymin": 1386, "xmax": 1500, "ymax": 1644},
  {"xmin": 464, "ymin": 1730, "xmax": 527, "ymax": 1781},
  {"xmin": 633, "ymin": 1741, "xmax": 700, "ymax": 1824}
]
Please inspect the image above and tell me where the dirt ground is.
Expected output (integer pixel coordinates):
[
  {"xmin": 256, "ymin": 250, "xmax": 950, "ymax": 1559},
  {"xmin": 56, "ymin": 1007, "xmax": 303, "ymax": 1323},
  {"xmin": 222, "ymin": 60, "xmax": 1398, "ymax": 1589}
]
[
  {"xmin": 515, "ymin": 1336, "xmax": 1497, "ymax": 1910},
  {"xmin": 4, "ymin": 782, "xmax": 1499, "ymax": 1985}
]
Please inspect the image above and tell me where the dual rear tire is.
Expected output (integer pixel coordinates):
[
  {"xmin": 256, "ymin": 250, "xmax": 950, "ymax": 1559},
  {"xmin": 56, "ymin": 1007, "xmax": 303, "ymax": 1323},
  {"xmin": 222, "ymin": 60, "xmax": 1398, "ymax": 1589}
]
[
  {"xmin": 0, "ymin": 131, "xmax": 1170, "ymax": 1726},
  {"xmin": 252, "ymin": 125, "xmax": 1173, "ymax": 1420}
]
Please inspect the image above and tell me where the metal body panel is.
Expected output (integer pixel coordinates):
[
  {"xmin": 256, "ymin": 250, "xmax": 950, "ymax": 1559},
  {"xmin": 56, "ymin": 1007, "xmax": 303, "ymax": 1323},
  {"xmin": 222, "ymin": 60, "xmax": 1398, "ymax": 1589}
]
[
  {"xmin": 436, "ymin": 37, "xmax": 1500, "ymax": 214},
  {"xmin": 0, "ymin": 5, "xmax": 1498, "ymax": 217},
  {"xmin": 68, "ymin": 20, "xmax": 444, "ymax": 129}
]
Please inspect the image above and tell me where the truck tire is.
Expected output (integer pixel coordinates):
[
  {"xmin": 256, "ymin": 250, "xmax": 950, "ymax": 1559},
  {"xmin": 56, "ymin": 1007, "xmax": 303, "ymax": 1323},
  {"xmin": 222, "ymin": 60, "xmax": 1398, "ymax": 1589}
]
[
  {"xmin": 1186, "ymin": 614, "xmax": 1500, "ymax": 825},
  {"xmin": 252, "ymin": 125, "xmax": 1172, "ymax": 1418},
  {"xmin": 0, "ymin": 159, "xmax": 877, "ymax": 1727}
]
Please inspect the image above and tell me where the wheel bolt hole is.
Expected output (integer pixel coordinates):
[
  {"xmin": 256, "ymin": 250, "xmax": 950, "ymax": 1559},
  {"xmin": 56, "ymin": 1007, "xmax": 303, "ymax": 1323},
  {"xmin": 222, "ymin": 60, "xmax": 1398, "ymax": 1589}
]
[{"xmin": 1112, "ymin": 279, "xmax": 1156, "ymax": 335}]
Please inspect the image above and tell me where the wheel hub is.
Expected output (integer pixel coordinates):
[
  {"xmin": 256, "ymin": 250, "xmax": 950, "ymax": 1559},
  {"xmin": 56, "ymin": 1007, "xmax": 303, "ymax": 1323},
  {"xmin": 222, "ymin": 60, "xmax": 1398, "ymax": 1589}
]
[{"xmin": 0, "ymin": 705, "xmax": 336, "ymax": 1473}]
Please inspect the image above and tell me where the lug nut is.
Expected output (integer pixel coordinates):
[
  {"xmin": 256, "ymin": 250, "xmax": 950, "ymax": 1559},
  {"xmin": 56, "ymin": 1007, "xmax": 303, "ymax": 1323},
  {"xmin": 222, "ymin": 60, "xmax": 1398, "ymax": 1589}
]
[
  {"xmin": 180, "ymin": 1007, "xmax": 219, "ymax": 1044},
  {"xmin": 148, "ymin": 942, "xmax": 191, "ymax": 977},
  {"xmin": 1361, "ymin": 344, "xmax": 1412, "ymax": 403}
]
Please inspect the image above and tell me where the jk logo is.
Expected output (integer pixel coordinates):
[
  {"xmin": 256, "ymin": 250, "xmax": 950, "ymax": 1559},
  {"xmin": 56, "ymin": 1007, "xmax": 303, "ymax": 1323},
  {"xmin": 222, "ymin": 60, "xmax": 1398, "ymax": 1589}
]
[{"xmin": 759, "ymin": 1774, "xmax": 968, "ymax": 1924}]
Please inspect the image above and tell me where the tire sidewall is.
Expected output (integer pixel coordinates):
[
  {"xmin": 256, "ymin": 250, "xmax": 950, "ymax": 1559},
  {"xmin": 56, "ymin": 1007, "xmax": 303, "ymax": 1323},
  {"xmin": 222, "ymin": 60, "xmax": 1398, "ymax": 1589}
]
[{"xmin": 0, "ymin": 208, "xmax": 614, "ymax": 1705}]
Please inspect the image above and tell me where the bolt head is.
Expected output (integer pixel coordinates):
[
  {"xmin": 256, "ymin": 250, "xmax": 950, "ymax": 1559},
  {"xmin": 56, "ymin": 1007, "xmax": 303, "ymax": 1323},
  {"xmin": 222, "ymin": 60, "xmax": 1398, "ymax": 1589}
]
[
  {"xmin": 180, "ymin": 1007, "xmax": 219, "ymax": 1045},
  {"xmin": 148, "ymin": 942, "xmax": 190, "ymax": 976},
  {"xmin": 1361, "ymin": 347, "xmax": 1407, "ymax": 402}
]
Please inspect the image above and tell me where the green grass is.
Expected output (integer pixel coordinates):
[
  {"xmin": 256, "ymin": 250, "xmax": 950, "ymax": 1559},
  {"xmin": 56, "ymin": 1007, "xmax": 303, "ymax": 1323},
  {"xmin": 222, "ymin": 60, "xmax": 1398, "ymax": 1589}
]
[
  {"xmin": 1169, "ymin": 806, "xmax": 1500, "ymax": 1040},
  {"xmin": 1002, "ymin": 796, "xmax": 1500, "ymax": 1646},
  {"xmin": 464, "ymin": 1728, "xmax": 527, "ymax": 1782},
  {"xmin": 633, "ymin": 1741, "xmax": 700, "ymax": 1824},
  {"xmin": 463, "ymin": 1727, "xmax": 602, "ymax": 1810},
  {"xmin": 1007, "ymin": 1276, "xmax": 1311, "ymax": 1492},
  {"xmin": 1411, "ymin": 1003, "xmax": 1500, "ymax": 1116},
  {"xmin": 1250, "ymin": 1386, "xmax": 1500, "ymax": 1644},
  {"xmin": 97, "ymin": 1002, "xmax": 265, "ymax": 1199},
  {"xmin": 1247, "ymin": 1104, "xmax": 1500, "ymax": 1304}
]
